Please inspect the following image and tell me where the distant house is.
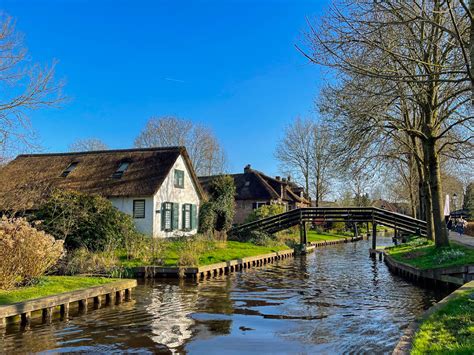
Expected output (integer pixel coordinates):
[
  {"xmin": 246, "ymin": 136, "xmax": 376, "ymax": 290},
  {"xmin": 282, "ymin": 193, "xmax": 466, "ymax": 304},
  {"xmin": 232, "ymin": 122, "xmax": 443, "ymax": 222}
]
[
  {"xmin": 0, "ymin": 147, "xmax": 204, "ymax": 238},
  {"xmin": 199, "ymin": 164, "xmax": 310, "ymax": 224},
  {"xmin": 371, "ymin": 199, "xmax": 410, "ymax": 215}
]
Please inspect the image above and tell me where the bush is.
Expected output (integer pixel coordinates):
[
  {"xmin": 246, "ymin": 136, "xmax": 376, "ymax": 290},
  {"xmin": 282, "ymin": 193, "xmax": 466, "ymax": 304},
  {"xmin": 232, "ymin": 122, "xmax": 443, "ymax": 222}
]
[
  {"xmin": 59, "ymin": 248, "xmax": 119, "ymax": 276},
  {"xmin": 33, "ymin": 190, "xmax": 140, "ymax": 251},
  {"xmin": 245, "ymin": 204, "xmax": 285, "ymax": 223},
  {"xmin": 0, "ymin": 217, "xmax": 64, "ymax": 290},
  {"xmin": 177, "ymin": 234, "xmax": 217, "ymax": 267},
  {"xmin": 199, "ymin": 175, "xmax": 236, "ymax": 240}
]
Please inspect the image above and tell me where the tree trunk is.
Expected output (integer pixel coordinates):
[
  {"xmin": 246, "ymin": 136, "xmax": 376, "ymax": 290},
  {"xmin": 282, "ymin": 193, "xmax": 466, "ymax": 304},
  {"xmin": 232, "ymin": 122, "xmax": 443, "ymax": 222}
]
[
  {"xmin": 470, "ymin": 0, "xmax": 474, "ymax": 103},
  {"xmin": 425, "ymin": 140, "xmax": 449, "ymax": 247}
]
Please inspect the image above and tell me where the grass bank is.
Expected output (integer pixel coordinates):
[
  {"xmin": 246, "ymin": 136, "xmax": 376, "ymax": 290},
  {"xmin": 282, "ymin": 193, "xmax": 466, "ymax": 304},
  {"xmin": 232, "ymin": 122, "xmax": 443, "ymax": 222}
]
[
  {"xmin": 307, "ymin": 230, "xmax": 348, "ymax": 242},
  {"xmin": 411, "ymin": 284, "xmax": 474, "ymax": 354},
  {"xmin": 119, "ymin": 240, "xmax": 290, "ymax": 268},
  {"xmin": 385, "ymin": 237, "xmax": 474, "ymax": 270},
  {"xmin": 0, "ymin": 276, "xmax": 120, "ymax": 305}
]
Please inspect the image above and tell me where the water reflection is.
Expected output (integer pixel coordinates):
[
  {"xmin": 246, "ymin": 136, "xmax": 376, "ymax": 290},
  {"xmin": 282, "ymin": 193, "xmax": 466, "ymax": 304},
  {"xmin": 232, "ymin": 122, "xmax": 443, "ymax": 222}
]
[{"xmin": 1, "ymin": 237, "xmax": 448, "ymax": 354}]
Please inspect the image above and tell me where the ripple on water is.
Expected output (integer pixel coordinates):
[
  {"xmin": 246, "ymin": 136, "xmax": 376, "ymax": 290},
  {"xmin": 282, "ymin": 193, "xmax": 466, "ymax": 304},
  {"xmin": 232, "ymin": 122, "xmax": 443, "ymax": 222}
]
[{"xmin": 1, "ymin": 238, "xmax": 448, "ymax": 354}]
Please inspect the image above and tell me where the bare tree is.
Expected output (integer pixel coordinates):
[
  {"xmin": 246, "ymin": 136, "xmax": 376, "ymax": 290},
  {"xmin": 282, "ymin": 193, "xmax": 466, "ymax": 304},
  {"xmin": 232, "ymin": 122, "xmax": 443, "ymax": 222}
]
[
  {"xmin": 275, "ymin": 117, "xmax": 335, "ymax": 204},
  {"xmin": 311, "ymin": 123, "xmax": 334, "ymax": 206},
  {"xmin": 134, "ymin": 116, "xmax": 227, "ymax": 176},
  {"xmin": 305, "ymin": 0, "xmax": 472, "ymax": 246},
  {"xmin": 275, "ymin": 117, "xmax": 313, "ymax": 196},
  {"xmin": 0, "ymin": 14, "xmax": 64, "ymax": 163},
  {"xmin": 69, "ymin": 138, "xmax": 108, "ymax": 152}
]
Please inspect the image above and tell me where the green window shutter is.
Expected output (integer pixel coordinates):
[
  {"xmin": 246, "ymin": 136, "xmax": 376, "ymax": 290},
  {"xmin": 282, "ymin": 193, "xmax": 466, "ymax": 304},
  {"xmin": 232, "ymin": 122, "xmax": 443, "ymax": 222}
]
[
  {"xmin": 161, "ymin": 203, "xmax": 166, "ymax": 231},
  {"xmin": 172, "ymin": 203, "xmax": 179, "ymax": 230},
  {"xmin": 191, "ymin": 204, "xmax": 198, "ymax": 230},
  {"xmin": 182, "ymin": 204, "xmax": 186, "ymax": 230}
]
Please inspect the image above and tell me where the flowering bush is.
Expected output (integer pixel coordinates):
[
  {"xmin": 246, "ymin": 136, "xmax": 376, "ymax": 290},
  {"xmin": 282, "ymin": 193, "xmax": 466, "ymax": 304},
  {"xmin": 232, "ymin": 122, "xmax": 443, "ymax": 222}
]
[{"xmin": 0, "ymin": 217, "xmax": 64, "ymax": 290}]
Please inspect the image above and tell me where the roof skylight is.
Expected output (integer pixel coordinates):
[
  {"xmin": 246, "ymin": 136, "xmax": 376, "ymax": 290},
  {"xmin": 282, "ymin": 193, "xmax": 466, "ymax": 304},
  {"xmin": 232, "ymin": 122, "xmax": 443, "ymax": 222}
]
[
  {"xmin": 112, "ymin": 161, "xmax": 130, "ymax": 179},
  {"xmin": 61, "ymin": 162, "xmax": 78, "ymax": 177}
]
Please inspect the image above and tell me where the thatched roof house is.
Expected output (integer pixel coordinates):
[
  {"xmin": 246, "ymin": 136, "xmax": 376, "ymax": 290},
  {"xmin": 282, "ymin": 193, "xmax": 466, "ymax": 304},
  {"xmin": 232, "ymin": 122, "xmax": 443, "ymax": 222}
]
[
  {"xmin": 199, "ymin": 165, "xmax": 310, "ymax": 224},
  {"xmin": 0, "ymin": 147, "xmax": 204, "ymax": 237}
]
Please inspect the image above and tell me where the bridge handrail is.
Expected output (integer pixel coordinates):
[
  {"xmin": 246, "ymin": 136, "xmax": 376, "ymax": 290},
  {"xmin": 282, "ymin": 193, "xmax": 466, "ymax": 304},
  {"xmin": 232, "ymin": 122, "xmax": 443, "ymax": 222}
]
[{"xmin": 229, "ymin": 207, "xmax": 427, "ymax": 236}]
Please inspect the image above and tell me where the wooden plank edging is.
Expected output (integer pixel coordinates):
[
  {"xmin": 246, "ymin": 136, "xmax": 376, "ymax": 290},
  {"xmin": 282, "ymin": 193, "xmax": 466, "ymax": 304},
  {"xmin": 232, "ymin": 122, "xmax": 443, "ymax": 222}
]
[
  {"xmin": 383, "ymin": 252, "xmax": 474, "ymax": 285},
  {"xmin": 0, "ymin": 279, "xmax": 137, "ymax": 320},
  {"xmin": 134, "ymin": 235, "xmax": 363, "ymax": 278}
]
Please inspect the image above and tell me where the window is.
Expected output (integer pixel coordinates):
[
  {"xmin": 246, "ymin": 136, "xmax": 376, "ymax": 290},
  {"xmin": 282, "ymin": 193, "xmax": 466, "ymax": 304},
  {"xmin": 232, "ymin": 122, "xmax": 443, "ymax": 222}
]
[
  {"xmin": 133, "ymin": 200, "xmax": 145, "ymax": 219},
  {"xmin": 252, "ymin": 202, "xmax": 268, "ymax": 210},
  {"xmin": 61, "ymin": 162, "xmax": 78, "ymax": 177},
  {"xmin": 182, "ymin": 204, "xmax": 198, "ymax": 231},
  {"xmin": 161, "ymin": 202, "xmax": 179, "ymax": 231},
  {"xmin": 182, "ymin": 204, "xmax": 191, "ymax": 230},
  {"xmin": 174, "ymin": 169, "xmax": 184, "ymax": 188},
  {"xmin": 112, "ymin": 161, "xmax": 130, "ymax": 179}
]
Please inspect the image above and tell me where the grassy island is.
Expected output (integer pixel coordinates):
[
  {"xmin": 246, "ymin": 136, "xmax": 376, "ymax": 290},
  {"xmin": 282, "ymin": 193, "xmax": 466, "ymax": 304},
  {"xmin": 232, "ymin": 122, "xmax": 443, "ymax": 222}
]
[
  {"xmin": 0, "ymin": 276, "xmax": 120, "ymax": 305},
  {"xmin": 411, "ymin": 283, "xmax": 474, "ymax": 354},
  {"xmin": 385, "ymin": 238, "xmax": 474, "ymax": 270}
]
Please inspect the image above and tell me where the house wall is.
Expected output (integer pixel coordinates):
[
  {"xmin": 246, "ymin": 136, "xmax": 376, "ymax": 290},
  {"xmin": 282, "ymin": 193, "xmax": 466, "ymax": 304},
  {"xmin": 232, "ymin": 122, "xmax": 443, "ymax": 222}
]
[
  {"xmin": 109, "ymin": 196, "xmax": 154, "ymax": 235},
  {"xmin": 234, "ymin": 199, "xmax": 287, "ymax": 224},
  {"xmin": 153, "ymin": 155, "xmax": 201, "ymax": 238},
  {"xmin": 109, "ymin": 155, "xmax": 200, "ymax": 238}
]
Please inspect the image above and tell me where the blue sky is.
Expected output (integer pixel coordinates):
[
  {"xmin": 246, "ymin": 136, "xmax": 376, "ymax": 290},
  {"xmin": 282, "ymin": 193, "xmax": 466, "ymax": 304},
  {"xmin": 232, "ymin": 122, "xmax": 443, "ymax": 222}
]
[{"xmin": 3, "ymin": 0, "xmax": 327, "ymax": 176}]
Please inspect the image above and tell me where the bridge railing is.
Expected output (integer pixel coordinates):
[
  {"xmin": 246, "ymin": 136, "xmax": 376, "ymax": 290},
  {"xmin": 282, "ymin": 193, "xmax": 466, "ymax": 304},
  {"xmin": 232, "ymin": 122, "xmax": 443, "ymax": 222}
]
[{"xmin": 229, "ymin": 207, "xmax": 427, "ymax": 237}]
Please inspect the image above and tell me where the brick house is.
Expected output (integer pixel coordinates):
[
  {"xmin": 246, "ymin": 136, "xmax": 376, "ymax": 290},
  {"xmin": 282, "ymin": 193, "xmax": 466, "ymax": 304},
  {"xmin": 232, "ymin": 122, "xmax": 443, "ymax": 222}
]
[{"xmin": 199, "ymin": 165, "xmax": 310, "ymax": 224}]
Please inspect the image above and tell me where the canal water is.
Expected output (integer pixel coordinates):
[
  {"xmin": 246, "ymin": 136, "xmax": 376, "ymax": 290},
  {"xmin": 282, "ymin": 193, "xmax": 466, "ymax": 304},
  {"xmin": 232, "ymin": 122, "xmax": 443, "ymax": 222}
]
[{"xmin": 1, "ymin": 237, "xmax": 448, "ymax": 354}]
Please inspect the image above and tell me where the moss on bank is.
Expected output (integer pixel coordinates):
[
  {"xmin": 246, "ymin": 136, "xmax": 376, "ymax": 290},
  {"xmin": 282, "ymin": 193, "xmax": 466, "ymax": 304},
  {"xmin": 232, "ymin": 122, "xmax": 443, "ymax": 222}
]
[
  {"xmin": 411, "ymin": 287, "xmax": 474, "ymax": 354},
  {"xmin": 0, "ymin": 276, "xmax": 120, "ymax": 305},
  {"xmin": 385, "ymin": 238, "xmax": 474, "ymax": 270}
]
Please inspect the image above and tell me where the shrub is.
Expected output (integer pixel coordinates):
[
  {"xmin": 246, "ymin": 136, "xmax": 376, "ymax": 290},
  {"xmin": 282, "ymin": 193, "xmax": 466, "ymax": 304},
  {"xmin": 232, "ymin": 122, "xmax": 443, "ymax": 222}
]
[
  {"xmin": 199, "ymin": 175, "xmax": 236, "ymax": 240},
  {"xmin": 177, "ymin": 234, "xmax": 216, "ymax": 267},
  {"xmin": 245, "ymin": 204, "xmax": 285, "ymax": 223},
  {"xmin": 33, "ymin": 190, "xmax": 140, "ymax": 251},
  {"xmin": 0, "ymin": 217, "xmax": 64, "ymax": 290},
  {"xmin": 59, "ymin": 248, "xmax": 119, "ymax": 276}
]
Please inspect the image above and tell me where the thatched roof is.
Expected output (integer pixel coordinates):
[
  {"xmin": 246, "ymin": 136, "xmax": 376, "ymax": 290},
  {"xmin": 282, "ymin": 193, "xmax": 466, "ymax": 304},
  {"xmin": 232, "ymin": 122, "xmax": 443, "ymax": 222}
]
[
  {"xmin": 0, "ymin": 146, "xmax": 204, "ymax": 211},
  {"xmin": 199, "ymin": 166, "xmax": 310, "ymax": 205}
]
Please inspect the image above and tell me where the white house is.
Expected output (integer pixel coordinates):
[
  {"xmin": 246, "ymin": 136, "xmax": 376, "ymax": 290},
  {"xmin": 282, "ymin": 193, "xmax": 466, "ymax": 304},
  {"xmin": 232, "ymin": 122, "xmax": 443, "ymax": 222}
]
[{"xmin": 0, "ymin": 147, "xmax": 204, "ymax": 238}]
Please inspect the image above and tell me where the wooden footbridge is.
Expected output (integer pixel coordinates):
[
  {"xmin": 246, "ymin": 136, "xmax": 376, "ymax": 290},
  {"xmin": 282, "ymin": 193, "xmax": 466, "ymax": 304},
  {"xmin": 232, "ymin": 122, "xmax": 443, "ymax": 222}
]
[{"xmin": 229, "ymin": 207, "xmax": 426, "ymax": 249}]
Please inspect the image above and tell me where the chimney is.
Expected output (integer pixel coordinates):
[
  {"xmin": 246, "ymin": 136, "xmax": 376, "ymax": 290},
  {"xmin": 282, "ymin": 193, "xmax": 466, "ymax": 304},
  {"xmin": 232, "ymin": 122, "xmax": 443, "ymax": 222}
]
[
  {"xmin": 275, "ymin": 176, "xmax": 281, "ymax": 181},
  {"xmin": 244, "ymin": 164, "xmax": 251, "ymax": 173}
]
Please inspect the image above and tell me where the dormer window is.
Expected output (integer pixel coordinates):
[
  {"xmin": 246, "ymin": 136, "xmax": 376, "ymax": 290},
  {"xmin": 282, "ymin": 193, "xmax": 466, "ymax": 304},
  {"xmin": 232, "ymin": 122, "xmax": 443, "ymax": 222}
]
[
  {"xmin": 112, "ymin": 161, "xmax": 130, "ymax": 179},
  {"xmin": 61, "ymin": 162, "xmax": 78, "ymax": 177}
]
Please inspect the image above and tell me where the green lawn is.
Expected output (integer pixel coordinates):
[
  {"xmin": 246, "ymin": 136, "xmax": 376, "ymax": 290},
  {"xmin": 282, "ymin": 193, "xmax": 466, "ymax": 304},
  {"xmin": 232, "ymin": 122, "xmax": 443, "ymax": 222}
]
[
  {"xmin": 119, "ymin": 241, "xmax": 290, "ymax": 268},
  {"xmin": 411, "ymin": 287, "xmax": 474, "ymax": 354},
  {"xmin": 307, "ymin": 230, "xmax": 347, "ymax": 242},
  {"xmin": 0, "ymin": 276, "xmax": 120, "ymax": 305},
  {"xmin": 385, "ymin": 238, "xmax": 474, "ymax": 270},
  {"xmin": 194, "ymin": 241, "xmax": 289, "ymax": 266}
]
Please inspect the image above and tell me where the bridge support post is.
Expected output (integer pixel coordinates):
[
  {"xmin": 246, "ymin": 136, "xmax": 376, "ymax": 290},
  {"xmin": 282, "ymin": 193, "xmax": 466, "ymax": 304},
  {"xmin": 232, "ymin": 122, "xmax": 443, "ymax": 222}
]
[
  {"xmin": 354, "ymin": 222, "xmax": 358, "ymax": 239},
  {"xmin": 299, "ymin": 222, "xmax": 307, "ymax": 245},
  {"xmin": 372, "ymin": 222, "xmax": 377, "ymax": 250}
]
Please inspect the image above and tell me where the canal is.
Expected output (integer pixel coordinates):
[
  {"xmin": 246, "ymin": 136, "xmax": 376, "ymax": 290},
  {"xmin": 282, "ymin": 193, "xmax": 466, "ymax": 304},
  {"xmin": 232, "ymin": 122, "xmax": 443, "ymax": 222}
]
[{"xmin": 1, "ymin": 236, "xmax": 448, "ymax": 354}]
